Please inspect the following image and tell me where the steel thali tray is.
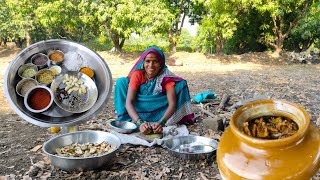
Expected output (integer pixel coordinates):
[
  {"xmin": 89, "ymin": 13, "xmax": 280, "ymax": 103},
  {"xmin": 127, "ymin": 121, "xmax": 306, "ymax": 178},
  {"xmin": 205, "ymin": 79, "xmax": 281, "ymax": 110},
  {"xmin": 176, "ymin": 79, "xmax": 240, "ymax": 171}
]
[{"xmin": 4, "ymin": 39, "xmax": 112, "ymax": 127}]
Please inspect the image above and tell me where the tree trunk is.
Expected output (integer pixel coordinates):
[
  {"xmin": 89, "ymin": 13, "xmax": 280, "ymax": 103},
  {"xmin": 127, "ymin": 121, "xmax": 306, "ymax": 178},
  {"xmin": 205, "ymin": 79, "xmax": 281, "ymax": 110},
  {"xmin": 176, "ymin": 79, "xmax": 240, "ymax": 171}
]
[
  {"xmin": 119, "ymin": 39, "xmax": 125, "ymax": 49},
  {"xmin": 168, "ymin": 27, "xmax": 177, "ymax": 53},
  {"xmin": 104, "ymin": 21, "xmax": 124, "ymax": 52},
  {"xmin": 168, "ymin": 0, "xmax": 189, "ymax": 53},
  {"xmin": 215, "ymin": 32, "xmax": 223, "ymax": 54},
  {"xmin": 15, "ymin": 38, "xmax": 25, "ymax": 48},
  {"xmin": 2, "ymin": 38, "xmax": 8, "ymax": 47},
  {"xmin": 110, "ymin": 38, "xmax": 125, "ymax": 52},
  {"xmin": 271, "ymin": 33, "xmax": 284, "ymax": 57},
  {"xmin": 25, "ymin": 26, "xmax": 32, "ymax": 46},
  {"xmin": 109, "ymin": 31, "xmax": 122, "ymax": 52},
  {"xmin": 301, "ymin": 39, "xmax": 311, "ymax": 52},
  {"xmin": 269, "ymin": 1, "xmax": 311, "ymax": 56},
  {"xmin": 272, "ymin": 47, "xmax": 282, "ymax": 57},
  {"xmin": 169, "ymin": 40, "xmax": 177, "ymax": 53},
  {"xmin": 112, "ymin": 43, "xmax": 121, "ymax": 52}
]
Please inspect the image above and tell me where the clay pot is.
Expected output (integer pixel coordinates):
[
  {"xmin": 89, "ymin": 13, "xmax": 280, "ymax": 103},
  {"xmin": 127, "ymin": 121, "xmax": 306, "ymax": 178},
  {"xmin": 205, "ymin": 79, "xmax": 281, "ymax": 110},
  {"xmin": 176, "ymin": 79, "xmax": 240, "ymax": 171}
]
[{"xmin": 217, "ymin": 99, "xmax": 320, "ymax": 179}]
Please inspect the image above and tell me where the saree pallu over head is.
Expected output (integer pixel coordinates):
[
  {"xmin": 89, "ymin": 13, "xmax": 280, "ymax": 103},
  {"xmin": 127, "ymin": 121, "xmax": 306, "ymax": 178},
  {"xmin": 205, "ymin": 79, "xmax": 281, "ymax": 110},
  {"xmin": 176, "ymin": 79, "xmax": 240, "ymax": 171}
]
[{"xmin": 114, "ymin": 46, "xmax": 194, "ymax": 125}]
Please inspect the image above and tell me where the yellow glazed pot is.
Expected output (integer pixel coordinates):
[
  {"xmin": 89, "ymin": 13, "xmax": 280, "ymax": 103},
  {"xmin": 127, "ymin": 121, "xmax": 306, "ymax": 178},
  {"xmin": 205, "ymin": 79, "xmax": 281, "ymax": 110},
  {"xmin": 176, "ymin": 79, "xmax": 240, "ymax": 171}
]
[{"xmin": 217, "ymin": 99, "xmax": 320, "ymax": 180}]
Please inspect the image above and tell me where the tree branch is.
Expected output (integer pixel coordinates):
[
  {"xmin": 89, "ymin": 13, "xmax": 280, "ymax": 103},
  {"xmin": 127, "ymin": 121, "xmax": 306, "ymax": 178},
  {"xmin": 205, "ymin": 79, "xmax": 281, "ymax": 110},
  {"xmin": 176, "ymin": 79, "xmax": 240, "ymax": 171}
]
[
  {"xmin": 267, "ymin": 41, "xmax": 278, "ymax": 49},
  {"xmin": 272, "ymin": 16, "xmax": 278, "ymax": 35},
  {"xmin": 283, "ymin": 1, "xmax": 310, "ymax": 38},
  {"xmin": 279, "ymin": 16, "xmax": 284, "ymax": 38},
  {"xmin": 179, "ymin": 13, "xmax": 187, "ymax": 34}
]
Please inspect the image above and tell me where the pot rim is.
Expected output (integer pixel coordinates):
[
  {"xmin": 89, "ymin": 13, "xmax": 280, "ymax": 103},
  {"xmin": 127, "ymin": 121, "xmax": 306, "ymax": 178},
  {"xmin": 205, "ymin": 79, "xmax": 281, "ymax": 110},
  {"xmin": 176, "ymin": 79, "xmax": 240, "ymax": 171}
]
[{"xmin": 230, "ymin": 99, "xmax": 310, "ymax": 148}]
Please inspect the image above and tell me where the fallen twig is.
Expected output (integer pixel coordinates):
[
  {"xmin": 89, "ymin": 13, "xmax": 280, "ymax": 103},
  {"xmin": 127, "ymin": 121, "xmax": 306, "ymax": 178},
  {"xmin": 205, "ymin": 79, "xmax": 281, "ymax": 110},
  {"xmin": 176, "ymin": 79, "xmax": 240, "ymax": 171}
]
[
  {"xmin": 30, "ymin": 145, "xmax": 42, "ymax": 152},
  {"xmin": 199, "ymin": 105, "xmax": 216, "ymax": 118},
  {"xmin": 199, "ymin": 172, "xmax": 209, "ymax": 180},
  {"xmin": 66, "ymin": 172, "xmax": 83, "ymax": 180},
  {"xmin": 218, "ymin": 94, "xmax": 231, "ymax": 110}
]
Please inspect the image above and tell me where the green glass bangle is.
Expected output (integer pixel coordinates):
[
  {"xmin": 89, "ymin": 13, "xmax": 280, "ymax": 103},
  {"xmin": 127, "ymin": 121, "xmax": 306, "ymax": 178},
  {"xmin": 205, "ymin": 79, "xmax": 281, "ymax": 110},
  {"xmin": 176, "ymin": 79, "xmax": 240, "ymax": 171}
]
[
  {"xmin": 159, "ymin": 120, "xmax": 166, "ymax": 126},
  {"xmin": 134, "ymin": 117, "xmax": 144, "ymax": 126}
]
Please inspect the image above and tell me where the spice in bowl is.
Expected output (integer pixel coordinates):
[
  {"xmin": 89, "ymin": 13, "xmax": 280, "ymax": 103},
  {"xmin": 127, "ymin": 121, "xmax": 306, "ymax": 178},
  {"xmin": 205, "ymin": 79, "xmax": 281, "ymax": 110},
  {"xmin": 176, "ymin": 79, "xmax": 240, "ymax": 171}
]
[
  {"xmin": 31, "ymin": 53, "xmax": 49, "ymax": 68},
  {"xmin": 50, "ymin": 66, "xmax": 62, "ymax": 75},
  {"xmin": 16, "ymin": 78, "xmax": 38, "ymax": 97},
  {"xmin": 18, "ymin": 63, "xmax": 38, "ymax": 78},
  {"xmin": 22, "ymin": 67, "xmax": 37, "ymax": 78},
  {"xmin": 36, "ymin": 69, "xmax": 54, "ymax": 85},
  {"xmin": 48, "ymin": 50, "xmax": 64, "ymax": 64},
  {"xmin": 80, "ymin": 67, "xmax": 94, "ymax": 78},
  {"xmin": 24, "ymin": 86, "xmax": 53, "ymax": 113}
]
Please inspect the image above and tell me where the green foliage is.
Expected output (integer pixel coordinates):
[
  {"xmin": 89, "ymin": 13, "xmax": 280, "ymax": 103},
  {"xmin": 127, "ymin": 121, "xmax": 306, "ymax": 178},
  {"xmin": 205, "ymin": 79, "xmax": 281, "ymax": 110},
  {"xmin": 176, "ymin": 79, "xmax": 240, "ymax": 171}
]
[
  {"xmin": 0, "ymin": 0, "xmax": 318, "ymax": 55},
  {"xmin": 314, "ymin": 39, "xmax": 320, "ymax": 49},
  {"xmin": 0, "ymin": 0, "xmax": 12, "ymax": 41},
  {"xmin": 193, "ymin": 24, "xmax": 215, "ymax": 53},
  {"xmin": 285, "ymin": 2, "xmax": 320, "ymax": 51},
  {"xmin": 30, "ymin": 23, "xmax": 50, "ymax": 42},
  {"xmin": 188, "ymin": 0, "xmax": 207, "ymax": 25},
  {"xmin": 160, "ymin": 0, "xmax": 194, "ymax": 52},
  {"xmin": 224, "ymin": 9, "xmax": 268, "ymax": 54},
  {"xmin": 91, "ymin": 0, "xmax": 140, "ymax": 39},
  {"xmin": 82, "ymin": 34, "xmax": 114, "ymax": 51},
  {"xmin": 177, "ymin": 29, "xmax": 195, "ymax": 52},
  {"xmin": 252, "ymin": 0, "xmax": 314, "ymax": 53},
  {"xmin": 87, "ymin": 0, "xmax": 173, "ymax": 51},
  {"xmin": 139, "ymin": 1, "xmax": 173, "ymax": 36},
  {"xmin": 123, "ymin": 34, "xmax": 170, "ymax": 52},
  {"xmin": 35, "ymin": 0, "xmax": 89, "ymax": 41},
  {"xmin": 0, "ymin": 0, "xmax": 36, "ymax": 42},
  {"xmin": 194, "ymin": 0, "xmax": 246, "ymax": 53}
]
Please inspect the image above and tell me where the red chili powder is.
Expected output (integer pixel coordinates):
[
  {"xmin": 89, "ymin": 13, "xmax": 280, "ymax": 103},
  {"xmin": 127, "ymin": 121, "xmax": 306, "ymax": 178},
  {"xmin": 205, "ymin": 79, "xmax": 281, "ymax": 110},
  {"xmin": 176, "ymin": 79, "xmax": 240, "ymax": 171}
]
[{"xmin": 28, "ymin": 88, "xmax": 51, "ymax": 110}]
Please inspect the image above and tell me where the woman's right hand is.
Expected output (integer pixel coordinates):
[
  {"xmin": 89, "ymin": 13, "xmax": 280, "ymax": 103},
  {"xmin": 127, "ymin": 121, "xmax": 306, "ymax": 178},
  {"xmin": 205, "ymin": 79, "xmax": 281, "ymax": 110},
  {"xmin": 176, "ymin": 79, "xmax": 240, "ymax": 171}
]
[{"xmin": 139, "ymin": 122, "xmax": 153, "ymax": 135}]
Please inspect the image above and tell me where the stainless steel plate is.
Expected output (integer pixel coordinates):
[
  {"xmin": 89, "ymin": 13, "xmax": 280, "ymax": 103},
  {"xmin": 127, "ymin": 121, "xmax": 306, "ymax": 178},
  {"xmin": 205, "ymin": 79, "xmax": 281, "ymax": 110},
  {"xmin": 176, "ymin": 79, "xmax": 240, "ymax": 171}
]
[
  {"xmin": 4, "ymin": 39, "xmax": 112, "ymax": 127},
  {"xmin": 51, "ymin": 71, "xmax": 98, "ymax": 113},
  {"xmin": 164, "ymin": 135, "xmax": 218, "ymax": 160}
]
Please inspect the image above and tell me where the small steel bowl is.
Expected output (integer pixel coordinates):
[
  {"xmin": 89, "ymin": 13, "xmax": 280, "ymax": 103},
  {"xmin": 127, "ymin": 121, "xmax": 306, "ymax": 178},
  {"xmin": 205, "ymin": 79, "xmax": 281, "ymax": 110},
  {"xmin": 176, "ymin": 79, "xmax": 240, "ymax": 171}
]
[
  {"xmin": 16, "ymin": 78, "xmax": 37, "ymax": 97},
  {"xmin": 109, "ymin": 120, "xmax": 138, "ymax": 134},
  {"xmin": 17, "ymin": 63, "xmax": 38, "ymax": 79},
  {"xmin": 31, "ymin": 53, "xmax": 49, "ymax": 69},
  {"xmin": 163, "ymin": 135, "xmax": 218, "ymax": 160},
  {"xmin": 35, "ymin": 69, "xmax": 55, "ymax": 86},
  {"xmin": 48, "ymin": 50, "xmax": 65, "ymax": 65},
  {"xmin": 49, "ymin": 65, "xmax": 62, "ymax": 75},
  {"xmin": 42, "ymin": 130, "xmax": 121, "ymax": 171},
  {"xmin": 79, "ymin": 67, "xmax": 94, "ymax": 78},
  {"xmin": 24, "ymin": 85, "xmax": 54, "ymax": 113}
]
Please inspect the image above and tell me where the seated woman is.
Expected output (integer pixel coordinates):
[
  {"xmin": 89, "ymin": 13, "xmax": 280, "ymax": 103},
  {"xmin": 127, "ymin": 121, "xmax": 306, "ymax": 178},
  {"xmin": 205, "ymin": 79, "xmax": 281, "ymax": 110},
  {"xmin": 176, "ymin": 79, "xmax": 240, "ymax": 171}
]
[{"xmin": 114, "ymin": 46, "xmax": 194, "ymax": 135}]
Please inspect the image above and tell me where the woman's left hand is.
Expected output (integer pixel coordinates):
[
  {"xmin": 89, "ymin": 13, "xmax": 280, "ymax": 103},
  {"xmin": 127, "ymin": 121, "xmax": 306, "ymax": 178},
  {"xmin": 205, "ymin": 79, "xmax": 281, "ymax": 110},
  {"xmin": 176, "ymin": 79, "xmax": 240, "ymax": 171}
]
[
  {"xmin": 151, "ymin": 123, "xmax": 163, "ymax": 134},
  {"xmin": 139, "ymin": 122, "xmax": 153, "ymax": 135}
]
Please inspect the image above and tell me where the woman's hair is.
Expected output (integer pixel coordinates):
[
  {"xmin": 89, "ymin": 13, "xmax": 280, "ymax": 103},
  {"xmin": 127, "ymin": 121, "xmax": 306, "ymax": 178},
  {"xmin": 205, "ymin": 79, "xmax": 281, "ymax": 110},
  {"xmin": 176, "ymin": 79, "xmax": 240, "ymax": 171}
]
[
  {"xmin": 145, "ymin": 46, "xmax": 165, "ymax": 62},
  {"xmin": 127, "ymin": 46, "xmax": 166, "ymax": 78}
]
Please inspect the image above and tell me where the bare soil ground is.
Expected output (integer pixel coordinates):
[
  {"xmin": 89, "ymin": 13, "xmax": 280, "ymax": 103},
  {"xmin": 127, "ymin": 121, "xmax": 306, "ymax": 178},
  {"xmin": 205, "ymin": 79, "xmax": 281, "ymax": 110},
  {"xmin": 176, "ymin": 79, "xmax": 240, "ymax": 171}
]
[{"xmin": 0, "ymin": 46, "xmax": 319, "ymax": 179}]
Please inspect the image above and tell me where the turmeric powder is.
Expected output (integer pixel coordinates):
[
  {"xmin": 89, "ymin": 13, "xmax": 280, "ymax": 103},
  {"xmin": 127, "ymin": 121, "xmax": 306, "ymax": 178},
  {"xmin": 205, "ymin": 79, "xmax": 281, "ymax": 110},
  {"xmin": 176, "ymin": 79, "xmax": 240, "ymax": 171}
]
[{"xmin": 80, "ymin": 67, "xmax": 94, "ymax": 78}]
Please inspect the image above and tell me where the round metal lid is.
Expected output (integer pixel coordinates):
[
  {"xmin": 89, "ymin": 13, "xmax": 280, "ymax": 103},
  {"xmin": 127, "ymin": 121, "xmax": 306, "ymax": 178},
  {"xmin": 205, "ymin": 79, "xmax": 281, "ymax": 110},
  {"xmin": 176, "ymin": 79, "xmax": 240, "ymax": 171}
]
[{"xmin": 4, "ymin": 39, "xmax": 112, "ymax": 127}]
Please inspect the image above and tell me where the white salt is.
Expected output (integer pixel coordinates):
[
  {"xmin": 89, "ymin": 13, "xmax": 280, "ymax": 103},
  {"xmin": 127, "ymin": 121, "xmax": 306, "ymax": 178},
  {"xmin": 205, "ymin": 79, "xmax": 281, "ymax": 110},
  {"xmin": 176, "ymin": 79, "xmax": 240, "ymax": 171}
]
[{"xmin": 63, "ymin": 52, "xmax": 88, "ymax": 71}]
